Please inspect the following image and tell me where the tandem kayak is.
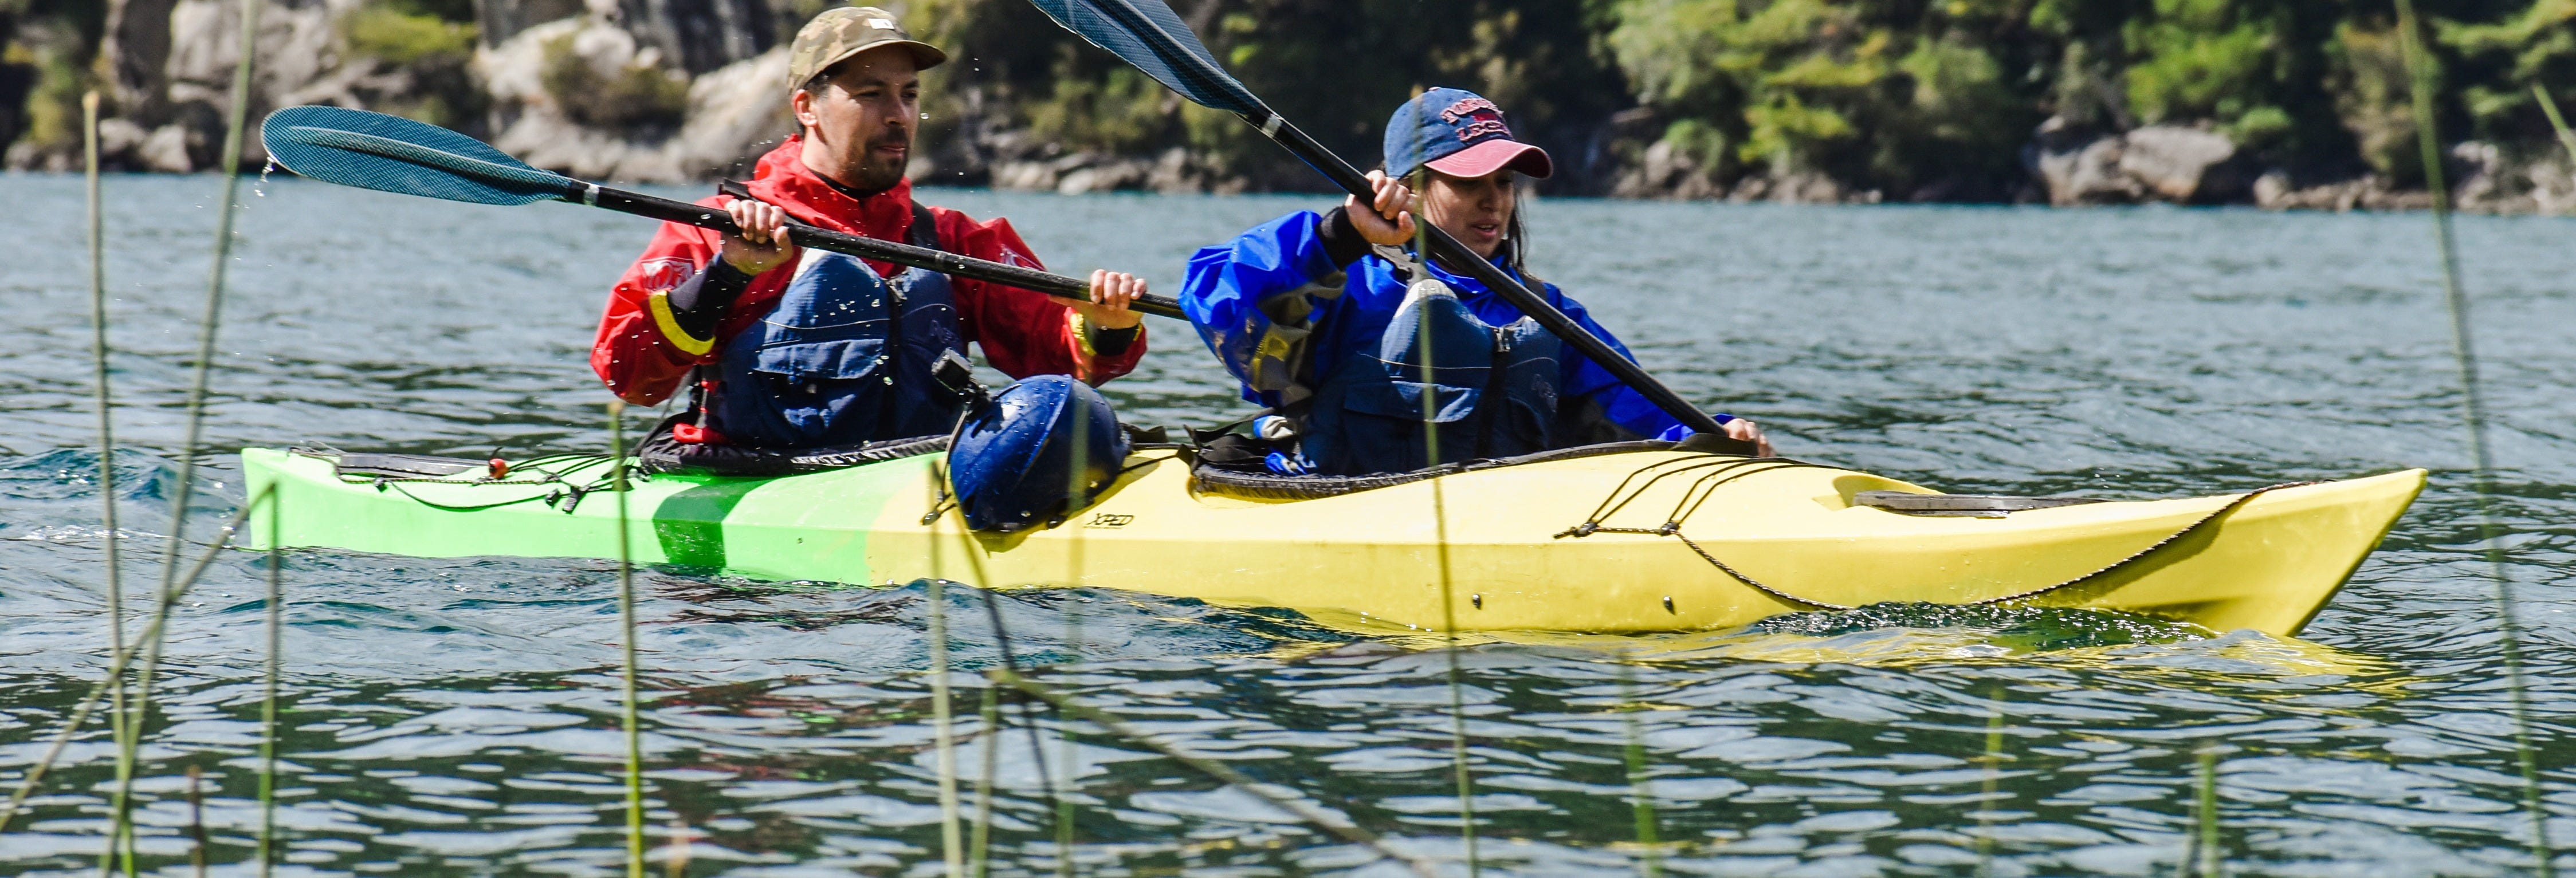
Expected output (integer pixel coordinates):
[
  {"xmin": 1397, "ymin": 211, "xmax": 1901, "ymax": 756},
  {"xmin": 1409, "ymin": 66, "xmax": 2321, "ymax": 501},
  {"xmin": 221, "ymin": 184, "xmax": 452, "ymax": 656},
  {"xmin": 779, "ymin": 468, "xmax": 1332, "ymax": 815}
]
[{"xmin": 241, "ymin": 443, "xmax": 2424, "ymax": 637}]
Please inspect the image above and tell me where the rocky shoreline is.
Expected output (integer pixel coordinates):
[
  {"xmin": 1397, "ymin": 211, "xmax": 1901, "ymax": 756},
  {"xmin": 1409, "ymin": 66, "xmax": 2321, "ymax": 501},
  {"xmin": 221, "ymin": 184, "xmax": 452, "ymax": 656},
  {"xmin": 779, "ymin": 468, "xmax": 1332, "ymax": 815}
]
[{"xmin": 6, "ymin": 0, "xmax": 2572, "ymax": 215}]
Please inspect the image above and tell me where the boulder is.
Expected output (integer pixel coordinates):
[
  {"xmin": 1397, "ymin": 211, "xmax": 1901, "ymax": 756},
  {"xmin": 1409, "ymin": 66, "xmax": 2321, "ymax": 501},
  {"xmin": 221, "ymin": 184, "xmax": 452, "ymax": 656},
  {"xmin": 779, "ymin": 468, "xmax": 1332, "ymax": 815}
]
[
  {"xmin": 2033, "ymin": 135, "xmax": 2138, "ymax": 206},
  {"xmin": 1610, "ymin": 137, "xmax": 1725, "ymax": 200},
  {"xmin": 158, "ymin": 0, "xmax": 344, "ymax": 169},
  {"xmin": 2028, "ymin": 121, "xmax": 2252, "ymax": 205},
  {"xmin": 2118, "ymin": 125, "xmax": 2244, "ymax": 203},
  {"xmin": 663, "ymin": 48, "xmax": 790, "ymax": 180},
  {"xmin": 138, "ymin": 123, "xmax": 197, "ymax": 172}
]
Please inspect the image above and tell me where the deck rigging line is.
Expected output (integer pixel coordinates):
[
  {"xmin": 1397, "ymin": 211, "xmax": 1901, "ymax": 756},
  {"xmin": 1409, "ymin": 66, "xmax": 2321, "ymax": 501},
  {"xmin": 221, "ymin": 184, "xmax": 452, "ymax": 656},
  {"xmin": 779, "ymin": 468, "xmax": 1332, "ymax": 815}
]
[
  {"xmin": 2394, "ymin": 2, "xmax": 2554, "ymax": 873},
  {"xmin": 105, "ymin": 0, "xmax": 262, "ymax": 867},
  {"xmin": 1560, "ymin": 456, "xmax": 2311, "ymax": 612}
]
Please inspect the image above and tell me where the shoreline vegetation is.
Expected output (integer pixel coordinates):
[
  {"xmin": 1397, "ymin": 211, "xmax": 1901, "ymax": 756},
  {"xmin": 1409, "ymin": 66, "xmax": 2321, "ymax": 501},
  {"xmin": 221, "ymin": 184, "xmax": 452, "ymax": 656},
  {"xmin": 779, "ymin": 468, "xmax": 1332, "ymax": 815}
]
[{"xmin": 1, "ymin": 0, "xmax": 2571, "ymax": 212}]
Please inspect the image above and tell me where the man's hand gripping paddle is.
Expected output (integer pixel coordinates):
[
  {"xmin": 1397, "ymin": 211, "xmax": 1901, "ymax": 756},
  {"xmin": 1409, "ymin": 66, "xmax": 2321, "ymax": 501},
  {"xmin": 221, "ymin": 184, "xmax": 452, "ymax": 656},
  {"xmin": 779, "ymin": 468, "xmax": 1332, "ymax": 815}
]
[
  {"xmin": 257, "ymin": 105, "xmax": 1184, "ymax": 320},
  {"xmin": 1021, "ymin": 0, "xmax": 1742, "ymax": 443}
]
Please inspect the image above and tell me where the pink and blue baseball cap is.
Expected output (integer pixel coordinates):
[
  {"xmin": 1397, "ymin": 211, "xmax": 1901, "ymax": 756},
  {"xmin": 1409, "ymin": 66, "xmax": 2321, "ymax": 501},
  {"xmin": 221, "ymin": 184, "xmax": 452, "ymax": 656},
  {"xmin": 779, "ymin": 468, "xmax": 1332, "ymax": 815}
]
[{"xmin": 1384, "ymin": 87, "xmax": 1553, "ymax": 180}]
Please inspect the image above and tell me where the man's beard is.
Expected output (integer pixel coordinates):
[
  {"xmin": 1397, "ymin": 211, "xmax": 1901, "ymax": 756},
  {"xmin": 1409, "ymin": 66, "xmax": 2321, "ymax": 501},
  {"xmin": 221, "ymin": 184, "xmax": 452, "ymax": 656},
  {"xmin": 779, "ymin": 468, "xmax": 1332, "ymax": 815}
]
[{"xmin": 845, "ymin": 131, "xmax": 910, "ymax": 194}]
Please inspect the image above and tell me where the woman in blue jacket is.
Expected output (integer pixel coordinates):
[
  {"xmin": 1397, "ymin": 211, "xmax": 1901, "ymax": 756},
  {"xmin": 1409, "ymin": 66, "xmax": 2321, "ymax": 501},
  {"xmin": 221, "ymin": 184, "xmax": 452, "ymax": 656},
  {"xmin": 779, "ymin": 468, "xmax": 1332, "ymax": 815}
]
[{"xmin": 1179, "ymin": 87, "xmax": 1769, "ymax": 475}]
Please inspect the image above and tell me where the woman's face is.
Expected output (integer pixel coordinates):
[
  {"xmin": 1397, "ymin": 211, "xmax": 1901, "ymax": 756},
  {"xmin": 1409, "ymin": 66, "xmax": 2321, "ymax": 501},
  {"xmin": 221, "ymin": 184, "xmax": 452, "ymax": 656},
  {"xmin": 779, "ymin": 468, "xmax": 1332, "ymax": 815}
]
[{"xmin": 1419, "ymin": 170, "xmax": 1517, "ymax": 259}]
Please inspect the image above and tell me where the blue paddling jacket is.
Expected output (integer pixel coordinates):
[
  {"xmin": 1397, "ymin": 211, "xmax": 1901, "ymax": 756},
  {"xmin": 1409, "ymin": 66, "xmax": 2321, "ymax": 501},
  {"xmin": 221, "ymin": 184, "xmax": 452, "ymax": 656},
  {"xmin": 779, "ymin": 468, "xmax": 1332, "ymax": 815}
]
[{"xmin": 1180, "ymin": 210, "xmax": 1721, "ymax": 474}]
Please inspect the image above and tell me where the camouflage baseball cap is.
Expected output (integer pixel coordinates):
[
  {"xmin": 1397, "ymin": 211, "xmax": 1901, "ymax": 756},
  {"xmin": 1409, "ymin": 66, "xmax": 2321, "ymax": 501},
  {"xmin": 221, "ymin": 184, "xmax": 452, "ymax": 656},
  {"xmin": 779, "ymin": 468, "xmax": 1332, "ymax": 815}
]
[{"xmin": 787, "ymin": 6, "xmax": 947, "ymax": 92}]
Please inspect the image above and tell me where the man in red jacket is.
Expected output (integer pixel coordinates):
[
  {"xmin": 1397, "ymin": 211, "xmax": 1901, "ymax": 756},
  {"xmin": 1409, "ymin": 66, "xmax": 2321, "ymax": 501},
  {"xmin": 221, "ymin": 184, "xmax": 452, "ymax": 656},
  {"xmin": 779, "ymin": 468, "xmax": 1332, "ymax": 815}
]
[{"xmin": 594, "ymin": 7, "xmax": 1148, "ymax": 459}]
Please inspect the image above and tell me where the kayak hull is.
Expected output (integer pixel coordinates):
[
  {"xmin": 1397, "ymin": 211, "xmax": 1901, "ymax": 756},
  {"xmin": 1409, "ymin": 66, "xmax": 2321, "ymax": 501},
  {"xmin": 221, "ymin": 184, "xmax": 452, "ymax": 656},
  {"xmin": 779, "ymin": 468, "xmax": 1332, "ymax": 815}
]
[{"xmin": 240, "ymin": 447, "xmax": 2422, "ymax": 637}]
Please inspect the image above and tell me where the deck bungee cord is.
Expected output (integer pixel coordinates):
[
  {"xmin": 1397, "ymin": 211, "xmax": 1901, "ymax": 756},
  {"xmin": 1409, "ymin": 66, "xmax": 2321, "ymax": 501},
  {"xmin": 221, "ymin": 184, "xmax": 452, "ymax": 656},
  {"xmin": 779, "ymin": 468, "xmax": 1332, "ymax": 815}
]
[
  {"xmin": 2395, "ymin": 1, "xmax": 2554, "ymax": 873},
  {"xmin": 1556, "ymin": 451, "xmax": 2319, "ymax": 613}
]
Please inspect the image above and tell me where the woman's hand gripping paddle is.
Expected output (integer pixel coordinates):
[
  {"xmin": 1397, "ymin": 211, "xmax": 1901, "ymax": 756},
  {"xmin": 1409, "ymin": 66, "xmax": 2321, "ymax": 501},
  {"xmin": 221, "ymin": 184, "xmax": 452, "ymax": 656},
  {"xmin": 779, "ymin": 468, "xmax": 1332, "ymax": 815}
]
[
  {"xmin": 1019, "ymin": 0, "xmax": 1741, "ymax": 442},
  {"xmin": 257, "ymin": 105, "xmax": 1184, "ymax": 320}
]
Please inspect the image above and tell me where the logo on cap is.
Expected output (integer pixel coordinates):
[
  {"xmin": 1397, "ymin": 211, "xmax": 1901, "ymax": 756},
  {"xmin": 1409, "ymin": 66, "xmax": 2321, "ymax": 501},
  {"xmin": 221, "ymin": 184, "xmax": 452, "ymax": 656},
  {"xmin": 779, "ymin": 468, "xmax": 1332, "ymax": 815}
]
[{"xmin": 1441, "ymin": 97, "xmax": 1510, "ymax": 144}]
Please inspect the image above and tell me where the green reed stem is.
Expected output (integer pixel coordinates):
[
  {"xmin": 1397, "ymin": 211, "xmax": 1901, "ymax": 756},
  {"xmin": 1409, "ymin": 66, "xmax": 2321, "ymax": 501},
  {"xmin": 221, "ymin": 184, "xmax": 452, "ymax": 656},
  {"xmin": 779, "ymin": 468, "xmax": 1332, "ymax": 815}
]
[
  {"xmin": 929, "ymin": 479, "xmax": 1066, "ymax": 876},
  {"xmin": 0, "ymin": 493, "xmax": 265, "ymax": 840},
  {"xmin": 257, "ymin": 494, "xmax": 281, "ymax": 878},
  {"xmin": 1059, "ymin": 383, "xmax": 1086, "ymax": 878},
  {"xmin": 3, "ymin": 89, "xmax": 123, "ymax": 841},
  {"xmin": 184, "ymin": 764, "xmax": 207, "ymax": 878},
  {"xmin": 608, "ymin": 401, "xmax": 645, "ymax": 877},
  {"xmin": 81, "ymin": 90, "xmax": 133, "ymax": 824},
  {"xmin": 2393, "ymin": 5, "xmax": 2554, "ymax": 874},
  {"xmin": 1976, "ymin": 687, "xmax": 2005, "ymax": 878},
  {"xmin": 969, "ymin": 682, "xmax": 999, "ymax": 878},
  {"xmin": 991, "ymin": 669, "xmax": 1442, "ymax": 878},
  {"xmin": 2193, "ymin": 746, "xmax": 2221, "ymax": 878},
  {"xmin": 1410, "ymin": 220, "xmax": 1480, "ymax": 876},
  {"xmin": 926, "ymin": 574, "xmax": 966, "ymax": 878},
  {"xmin": 109, "ymin": 0, "xmax": 261, "ymax": 869},
  {"xmin": 2537, "ymin": 85, "xmax": 2576, "ymax": 162},
  {"xmin": 1616, "ymin": 656, "xmax": 1662, "ymax": 878}
]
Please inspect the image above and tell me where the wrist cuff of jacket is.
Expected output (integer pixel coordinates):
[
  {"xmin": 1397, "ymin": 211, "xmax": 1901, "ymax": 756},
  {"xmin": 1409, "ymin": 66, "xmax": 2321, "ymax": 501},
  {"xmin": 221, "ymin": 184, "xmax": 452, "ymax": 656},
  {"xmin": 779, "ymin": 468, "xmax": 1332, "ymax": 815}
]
[
  {"xmin": 1071, "ymin": 311, "xmax": 1100, "ymax": 362},
  {"xmin": 646, "ymin": 290, "xmax": 717, "ymax": 356},
  {"xmin": 1073, "ymin": 312, "xmax": 1141, "ymax": 361}
]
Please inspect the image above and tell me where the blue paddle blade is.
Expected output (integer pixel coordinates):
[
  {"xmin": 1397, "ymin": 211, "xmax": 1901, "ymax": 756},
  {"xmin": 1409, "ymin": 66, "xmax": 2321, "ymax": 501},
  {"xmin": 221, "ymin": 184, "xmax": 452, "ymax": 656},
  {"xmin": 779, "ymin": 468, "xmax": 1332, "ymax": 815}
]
[
  {"xmin": 261, "ymin": 105, "xmax": 579, "ymax": 206},
  {"xmin": 1027, "ymin": 0, "xmax": 1262, "ymax": 114}
]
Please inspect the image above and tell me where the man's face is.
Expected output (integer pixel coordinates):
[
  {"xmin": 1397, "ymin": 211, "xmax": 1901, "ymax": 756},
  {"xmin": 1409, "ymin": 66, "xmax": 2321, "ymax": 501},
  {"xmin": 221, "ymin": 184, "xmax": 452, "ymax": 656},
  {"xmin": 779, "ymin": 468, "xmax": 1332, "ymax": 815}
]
[{"xmin": 793, "ymin": 46, "xmax": 922, "ymax": 194}]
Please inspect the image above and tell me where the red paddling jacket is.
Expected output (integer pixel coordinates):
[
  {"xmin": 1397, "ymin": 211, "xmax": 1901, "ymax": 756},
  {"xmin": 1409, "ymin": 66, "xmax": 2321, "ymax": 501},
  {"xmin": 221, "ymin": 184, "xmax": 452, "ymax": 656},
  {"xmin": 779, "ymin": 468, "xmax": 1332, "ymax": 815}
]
[{"xmin": 592, "ymin": 139, "xmax": 1145, "ymax": 419}]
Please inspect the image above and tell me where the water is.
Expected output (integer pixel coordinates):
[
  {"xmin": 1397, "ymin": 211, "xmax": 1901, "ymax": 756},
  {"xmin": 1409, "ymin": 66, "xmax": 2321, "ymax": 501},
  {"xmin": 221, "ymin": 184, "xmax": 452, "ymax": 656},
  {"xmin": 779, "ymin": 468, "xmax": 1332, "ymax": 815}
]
[{"xmin": 2, "ymin": 175, "xmax": 2573, "ymax": 876}]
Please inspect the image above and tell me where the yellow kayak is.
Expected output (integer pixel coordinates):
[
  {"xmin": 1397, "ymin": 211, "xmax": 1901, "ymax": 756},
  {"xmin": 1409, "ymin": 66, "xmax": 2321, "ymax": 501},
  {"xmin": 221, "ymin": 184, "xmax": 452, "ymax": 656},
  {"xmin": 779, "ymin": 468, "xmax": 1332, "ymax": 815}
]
[{"xmin": 241, "ymin": 444, "xmax": 2423, "ymax": 637}]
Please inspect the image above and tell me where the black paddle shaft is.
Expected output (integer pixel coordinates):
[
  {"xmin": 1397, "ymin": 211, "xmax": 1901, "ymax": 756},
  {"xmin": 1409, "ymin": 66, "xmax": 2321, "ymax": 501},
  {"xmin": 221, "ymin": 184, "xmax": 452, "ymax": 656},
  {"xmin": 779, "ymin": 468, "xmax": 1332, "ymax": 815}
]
[
  {"xmin": 1240, "ymin": 113, "xmax": 1727, "ymax": 435},
  {"xmin": 583, "ymin": 184, "xmax": 1186, "ymax": 321}
]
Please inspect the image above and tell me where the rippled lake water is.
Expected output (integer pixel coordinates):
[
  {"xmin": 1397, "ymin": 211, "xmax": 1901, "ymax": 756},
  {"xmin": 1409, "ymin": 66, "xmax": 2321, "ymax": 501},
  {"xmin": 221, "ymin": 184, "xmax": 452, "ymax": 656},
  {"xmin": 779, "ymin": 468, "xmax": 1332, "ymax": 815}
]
[{"xmin": 3, "ymin": 174, "xmax": 2573, "ymax": 876}]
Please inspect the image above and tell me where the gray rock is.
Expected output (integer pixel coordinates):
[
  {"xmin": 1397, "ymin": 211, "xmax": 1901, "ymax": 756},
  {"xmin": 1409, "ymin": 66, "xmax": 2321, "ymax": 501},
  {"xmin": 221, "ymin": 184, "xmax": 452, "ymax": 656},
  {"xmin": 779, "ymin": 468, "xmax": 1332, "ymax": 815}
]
[
  {"xmin": 2448, "ymin": 140, "xmax": 2502, "ymax": 208},
  {"xmin": 2034, "ymin": 135, "xmax": 2138, "ymax": 206},
  {"xmin": 2253, "ymin": 170, "xmax": 2293, "ymax": 208},
  {"xmin": 608, "ymin": 0, "xmax": 771, "ymax": 75},
  {"xmin": 661, "ymin": 48, "xmax": 790, "ymax": 180},
  {"xmin": 2118, "ymin": 125, "xmax": 2239, "ymax": 202},
  {"xmin": 1610, "ymin": 138, "xmax": 1725, "ymax": 200},
  {"xmin": 139, "ymin": 123, "xmax": 197, "ymax": 172},
  {"xmin": 2528, "ymin": 160, "xmax": 2576, "ymax": 215},
  {"xmin": 989, "ymin": 160, "xmax": 1059, "ymax": 192}
]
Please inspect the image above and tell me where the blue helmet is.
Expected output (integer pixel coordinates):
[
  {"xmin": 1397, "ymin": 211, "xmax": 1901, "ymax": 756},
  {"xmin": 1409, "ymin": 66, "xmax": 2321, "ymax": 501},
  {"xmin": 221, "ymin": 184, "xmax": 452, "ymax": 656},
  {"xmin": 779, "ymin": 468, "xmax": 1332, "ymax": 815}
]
[{"xmin": 947, "ymin": 376, "xmax": 1130, "ymax": 532}]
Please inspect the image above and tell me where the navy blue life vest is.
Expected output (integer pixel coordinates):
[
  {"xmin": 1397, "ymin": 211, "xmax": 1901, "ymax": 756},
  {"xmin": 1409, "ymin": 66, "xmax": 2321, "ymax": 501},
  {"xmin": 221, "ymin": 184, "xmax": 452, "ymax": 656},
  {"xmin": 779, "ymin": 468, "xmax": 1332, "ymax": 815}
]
[
  {"xmin": 707, "ymin": 204, "xmax": 969, "ymax": 448},
  {"xmin": 1298, "ymin": 284, "xmax": 1564, "ymax": 475}
]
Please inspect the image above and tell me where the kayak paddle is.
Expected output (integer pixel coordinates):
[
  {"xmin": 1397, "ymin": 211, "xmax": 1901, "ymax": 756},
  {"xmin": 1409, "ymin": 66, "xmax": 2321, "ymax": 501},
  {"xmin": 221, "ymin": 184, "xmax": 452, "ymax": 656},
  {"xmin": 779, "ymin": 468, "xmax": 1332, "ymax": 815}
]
[
  {"xmin": 1020, "ymin": 0, "xmax": 1733, "ymax": 437},
  {"xmin": 257, "ymin": 105, "xmax": 1185, "ymax": 320}
]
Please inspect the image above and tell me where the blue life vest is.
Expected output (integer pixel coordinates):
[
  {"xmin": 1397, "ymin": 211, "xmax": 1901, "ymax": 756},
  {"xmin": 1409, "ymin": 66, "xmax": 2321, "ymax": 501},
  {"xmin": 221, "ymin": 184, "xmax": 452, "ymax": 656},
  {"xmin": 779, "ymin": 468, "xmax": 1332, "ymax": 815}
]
[
  {"xmin": 1298, "ymin": 282, "xmax": 1563, "ymax": 475},
  {"xmin": 708, "ymin": 204, "xmax": 969, "ymax": 447}
]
